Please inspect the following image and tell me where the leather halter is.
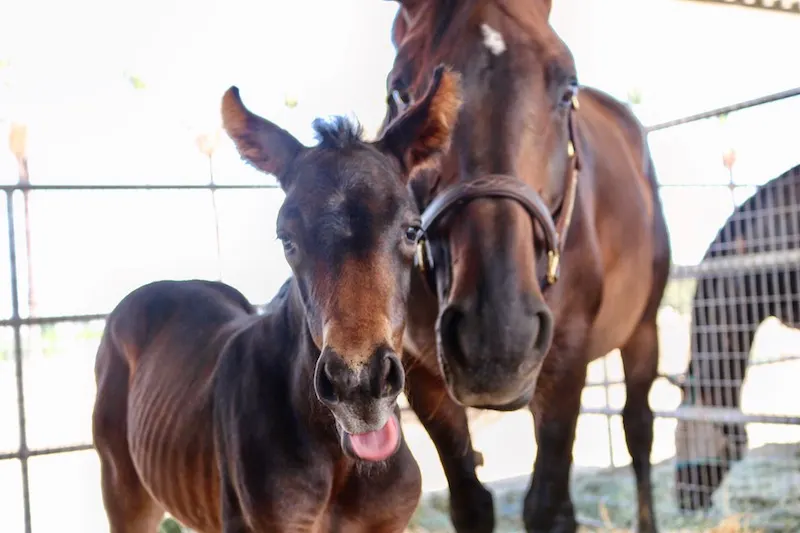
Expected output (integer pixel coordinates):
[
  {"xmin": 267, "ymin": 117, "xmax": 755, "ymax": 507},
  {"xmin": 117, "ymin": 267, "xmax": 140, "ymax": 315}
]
[{"xmin": 414, "ymin": 94, "xmax": 582, "ymax": 290}]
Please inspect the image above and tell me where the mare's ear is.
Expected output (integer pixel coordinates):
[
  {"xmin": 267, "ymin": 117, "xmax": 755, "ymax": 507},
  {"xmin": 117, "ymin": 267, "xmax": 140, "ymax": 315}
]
[
  {"xmin": 221, "ymin": 86, "xmax": 304, "ymax": 190},
  {"xmin": 386, "ymin": 1, "xmax": 419, "ymax": 47},
  {"xmin": 390, "ymin": 7, "xmax": 408, "ymax": 48},
  {"xmin": 532, "ymin": 0, "xmax": 552, "ymax": 17},
  {"xmin": 374, "ymin": 65, "xmax": 462, "ymax": 179}
]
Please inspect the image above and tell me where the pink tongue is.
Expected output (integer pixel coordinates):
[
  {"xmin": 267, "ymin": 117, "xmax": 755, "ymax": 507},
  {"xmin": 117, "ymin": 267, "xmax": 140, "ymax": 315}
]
[{"xmin": 348, "ymin": 415, "xmax": 400, "ymax": 462}]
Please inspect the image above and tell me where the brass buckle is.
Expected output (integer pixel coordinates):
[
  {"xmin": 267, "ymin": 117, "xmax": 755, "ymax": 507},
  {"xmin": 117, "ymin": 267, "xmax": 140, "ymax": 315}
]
[{"xmin": 547, "ymin": 250, "xmax": 560, "ymax": 284}]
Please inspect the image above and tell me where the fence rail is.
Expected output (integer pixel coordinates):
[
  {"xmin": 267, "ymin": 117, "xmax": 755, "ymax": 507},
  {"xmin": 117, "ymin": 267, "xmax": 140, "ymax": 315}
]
[{"xmin": 3, "ymin": 85, "xmax": 800, "ymax": 533}]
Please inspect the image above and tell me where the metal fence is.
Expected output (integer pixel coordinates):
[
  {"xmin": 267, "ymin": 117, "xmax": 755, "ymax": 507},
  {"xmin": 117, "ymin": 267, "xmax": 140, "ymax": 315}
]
[{"xmin": 2, "ymin": 86, "xmax": 800, "ymax": 533}]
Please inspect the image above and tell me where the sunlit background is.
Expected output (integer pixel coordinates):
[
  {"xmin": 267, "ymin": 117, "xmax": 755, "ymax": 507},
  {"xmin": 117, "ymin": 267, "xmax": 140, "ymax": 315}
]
[{"xmin": 1, "ymin": 0, "xmax": 799, "ymax": 531}]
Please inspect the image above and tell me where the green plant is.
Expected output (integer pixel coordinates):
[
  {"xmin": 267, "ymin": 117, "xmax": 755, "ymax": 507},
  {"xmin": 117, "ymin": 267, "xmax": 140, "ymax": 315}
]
[
  {"xmin": 626, "ymin": 87, "xmax": 643, "ymax": 106},
  {"xmin": 660, "ymin": 277, "xmax": 697, "ymax": 316},
  {"xmin": 159, "ymin": 516, "xmax": 186, "ymax": 533}
]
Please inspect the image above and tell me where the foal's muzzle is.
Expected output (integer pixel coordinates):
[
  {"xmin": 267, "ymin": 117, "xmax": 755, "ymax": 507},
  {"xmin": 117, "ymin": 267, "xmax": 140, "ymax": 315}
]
[
  {"xmin": 314, "ymin": 347, "xmax": 405, "ymax": 408},
  {"xmin": 313, "ymin": 347, "xmax": 405, "ymax": 461}
]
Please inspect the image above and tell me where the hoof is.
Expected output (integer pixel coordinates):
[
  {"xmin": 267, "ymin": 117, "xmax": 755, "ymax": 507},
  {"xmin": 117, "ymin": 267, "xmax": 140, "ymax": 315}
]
[{"xmin": 450, "ymin": 480, "xmax": 494, "ymax": 533}]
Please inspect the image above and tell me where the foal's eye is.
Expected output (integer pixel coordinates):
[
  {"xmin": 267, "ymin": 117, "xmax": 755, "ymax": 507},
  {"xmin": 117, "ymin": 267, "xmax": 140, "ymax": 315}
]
[
  {"xmin": 404, "ymin": 225, "xmax": 423, "ymax": 244},
  {"xmin": 560, "ymin": 82, "xmax": 579, "ymax": 108},
  {"xmin": 278, "ymin": 235, "xmax": 296, "ymax": 255}
]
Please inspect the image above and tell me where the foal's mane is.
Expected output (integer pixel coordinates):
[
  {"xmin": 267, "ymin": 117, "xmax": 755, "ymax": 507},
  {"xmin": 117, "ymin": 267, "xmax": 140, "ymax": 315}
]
[{"xmin": 312, "ymin": 116, "xmax": 365, "ymax": 151}]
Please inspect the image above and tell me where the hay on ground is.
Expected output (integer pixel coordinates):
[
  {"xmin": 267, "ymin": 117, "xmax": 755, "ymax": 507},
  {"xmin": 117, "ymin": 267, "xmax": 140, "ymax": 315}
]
[{"xmin": 406, "ymin": 442, "xmax": 800, "ymax": 533}]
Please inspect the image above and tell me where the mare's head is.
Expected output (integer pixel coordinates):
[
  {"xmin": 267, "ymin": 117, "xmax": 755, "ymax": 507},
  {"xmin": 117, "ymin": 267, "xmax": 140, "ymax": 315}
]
[
  {"xmin": 382, "ymin": 0, "xmax": 578, "ymax": 409},
  {"xmin": 221, "ymin": 67, "xmax": 461, "ymax": 461},
  {"xmin": 671, "ymin": 374, "xmax": 748, "ymax": 510}
]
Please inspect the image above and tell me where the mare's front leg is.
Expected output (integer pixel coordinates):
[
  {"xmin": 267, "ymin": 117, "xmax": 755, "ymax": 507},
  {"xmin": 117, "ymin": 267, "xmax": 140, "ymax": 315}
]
[
  {"xmin": 619, "ymin": 319, "xmax": 660, "ymax": 533},
  {"xmin": 523, "ymin": 351, "xmax": 587, "ymax": 533},
  {"xmin": 404, "ymin": 357, "xmax": 495, "ymax": 533}
]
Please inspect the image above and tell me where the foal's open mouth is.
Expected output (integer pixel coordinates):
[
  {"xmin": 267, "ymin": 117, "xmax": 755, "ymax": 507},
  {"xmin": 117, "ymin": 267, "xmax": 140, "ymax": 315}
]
[{"xmin": 338, "ymin": 413, "xmax": 401, "ymax": 462}]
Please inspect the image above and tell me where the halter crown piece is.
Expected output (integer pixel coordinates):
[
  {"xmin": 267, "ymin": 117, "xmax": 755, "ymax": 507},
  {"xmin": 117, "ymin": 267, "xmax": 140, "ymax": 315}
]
[{"xmin": 414, "ymin": 92, "xmax": 581, "ymax": 290}]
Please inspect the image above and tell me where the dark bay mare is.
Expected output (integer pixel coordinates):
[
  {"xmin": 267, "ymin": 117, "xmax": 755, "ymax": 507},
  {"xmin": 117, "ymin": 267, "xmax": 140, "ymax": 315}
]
[
  {"xmin": 671, "ymin": 164, "xmax": 800, "ymax": 511},
  {"xmin": 91, "ymin": 68, "xmax": 463, "ymax": 533},
  {"xmin": 381, "ymin": 1, "xmax": 672, "ymax": 532}
]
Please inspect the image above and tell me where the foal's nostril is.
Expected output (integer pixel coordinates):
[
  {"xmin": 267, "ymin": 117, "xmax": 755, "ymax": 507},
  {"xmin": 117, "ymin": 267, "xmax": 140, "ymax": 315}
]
[
  {"xmin": 314, "ymin": 359, "xmax": 338, "ymax": 405},
  {"xmin": 314, "ymin": 351, "xmax": 346, "ymax": 405},
  {"xmin": 371, "ymin": 351, "xmax": 405, "ymax": 399}
]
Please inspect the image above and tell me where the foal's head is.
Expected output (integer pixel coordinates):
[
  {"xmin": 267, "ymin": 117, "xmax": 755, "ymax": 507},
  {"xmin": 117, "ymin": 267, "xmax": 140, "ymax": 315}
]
[
  {"xmin": 221, "ymin": 67, "xmax": 461, "ymax": 462},
  {"xmin": 382, "ymin": 0, "xmax": 576, "ymax": 409}
]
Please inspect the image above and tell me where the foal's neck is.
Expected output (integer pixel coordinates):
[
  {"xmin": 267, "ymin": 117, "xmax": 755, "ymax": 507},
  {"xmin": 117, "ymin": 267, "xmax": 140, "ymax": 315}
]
[{"xmin": 266, "ymin": 278, "xmax": 337, "ymax": 440}]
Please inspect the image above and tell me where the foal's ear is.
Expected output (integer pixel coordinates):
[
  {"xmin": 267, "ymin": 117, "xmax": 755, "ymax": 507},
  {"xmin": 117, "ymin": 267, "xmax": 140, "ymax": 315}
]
[
  {"xmin": 375, "ymin": 65, "xmax": 462, "ymax": 178},
  {"xmin": 221, "ymin": 86, "xmax": 304, "ymax": 189}
]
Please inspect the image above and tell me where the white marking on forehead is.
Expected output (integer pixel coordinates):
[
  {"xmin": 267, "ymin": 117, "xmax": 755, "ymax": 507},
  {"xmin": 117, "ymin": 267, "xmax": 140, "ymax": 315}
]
[{"xmin": 480, "ymin": 23, "xmax": 506, "ymax": 56}]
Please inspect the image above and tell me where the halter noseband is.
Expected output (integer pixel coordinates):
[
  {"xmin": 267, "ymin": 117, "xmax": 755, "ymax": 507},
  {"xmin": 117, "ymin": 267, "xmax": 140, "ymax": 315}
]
[{"xmin": 414, "ymin": 94, "xmax": 582, "ymax": 291}]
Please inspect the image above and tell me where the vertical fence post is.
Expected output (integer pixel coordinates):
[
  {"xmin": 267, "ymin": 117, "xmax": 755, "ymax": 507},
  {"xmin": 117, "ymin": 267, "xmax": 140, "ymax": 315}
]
[
  {"xmin": 208, "ymin": 155, "xmax": 223, "ymax": 282},
  {"xmin": 6, "ymin": 189, "xmax": 32, "ymax": 533},
  {"xmin": 602, "ymin": 355, "xmax": 616, "ymax": 468}
]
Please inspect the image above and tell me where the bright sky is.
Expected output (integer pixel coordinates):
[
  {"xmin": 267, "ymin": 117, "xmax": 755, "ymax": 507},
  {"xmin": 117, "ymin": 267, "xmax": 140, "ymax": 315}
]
[{"xmin": 0, "ymin": 0, "xmax": 799, "ymax": 318}]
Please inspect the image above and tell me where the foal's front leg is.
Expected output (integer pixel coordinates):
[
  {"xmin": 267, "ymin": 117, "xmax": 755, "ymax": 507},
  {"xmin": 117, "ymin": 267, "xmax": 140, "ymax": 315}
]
[
  {"xmin": 523, "ymin": 356, "xmax": 587, "ymax": 533},
  {"xmin": 220, "ymin": 476, "xmax": 251, "ymax": 533},
  {"xmin": 404, "ymin": 357, "xmax": 495, "ymax": 533}
]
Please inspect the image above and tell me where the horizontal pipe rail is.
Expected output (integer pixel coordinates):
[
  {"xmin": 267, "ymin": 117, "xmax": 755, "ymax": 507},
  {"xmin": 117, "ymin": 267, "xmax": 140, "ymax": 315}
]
[
  {"xmin": 670, "ymin": 249, "xmax": 800, "ymax": 279},
  {"xmin": 582, "ymin": 354, "xmax": 800, "ymax": 389},
  {"xmin": 582, "ymin": 405, "xmax": 800, "ymax": 425},
  {"xmin": 0, "ymin": 313, "xmax": 108, "ymax": 327},
  {"xmin": 0, "ymin": 183, "xmax": 278, "ymax": 192},
  {"xmin": 5, "ymin": 402, "xmax": 797, "ymax": 463},
  {"xmin": 0, "ymin": 443, "xmax": 94, "ymax": 462},
  {"xmin": 645, "ymin": 86, "xmax": 800, "ymax": 133}
]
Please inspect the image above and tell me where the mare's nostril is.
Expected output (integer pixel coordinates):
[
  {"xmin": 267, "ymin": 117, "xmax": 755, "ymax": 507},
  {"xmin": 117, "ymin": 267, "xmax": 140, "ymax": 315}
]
[
  {"xmin": 532, "ymin": 307, "xmax": 554, "ymax": 354},
  {"xmin": 439, "ymin": 305, "xmax": 467, "ymax": 366}
]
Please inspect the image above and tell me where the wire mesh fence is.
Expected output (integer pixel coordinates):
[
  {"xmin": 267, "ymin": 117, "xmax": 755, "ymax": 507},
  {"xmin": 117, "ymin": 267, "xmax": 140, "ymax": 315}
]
[
  {"xmin": 565, "ymin": 164, "xmax": 800, "ymax": 532},
  {"xmin": 2, "ymin": 87, "xmax": 800, "ymax": 533}
]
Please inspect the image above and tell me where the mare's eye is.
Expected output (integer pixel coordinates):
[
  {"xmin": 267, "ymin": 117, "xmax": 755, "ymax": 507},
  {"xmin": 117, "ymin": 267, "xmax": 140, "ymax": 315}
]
[
  {"xmin": 404, "ymin": 225, "xmax": 423, "ymax": 244},
  {"xmin": 391, "ymin": 89, "xmax": 411, "ymax": 115}
]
